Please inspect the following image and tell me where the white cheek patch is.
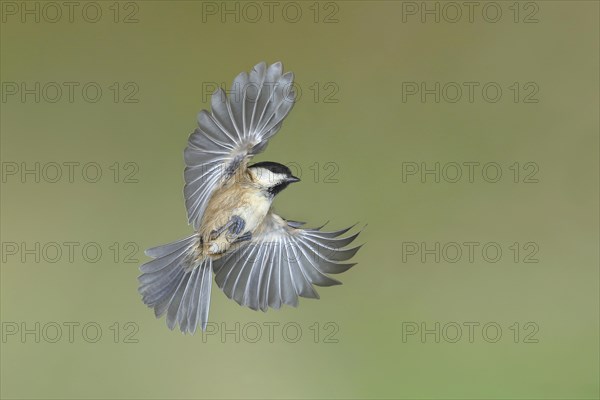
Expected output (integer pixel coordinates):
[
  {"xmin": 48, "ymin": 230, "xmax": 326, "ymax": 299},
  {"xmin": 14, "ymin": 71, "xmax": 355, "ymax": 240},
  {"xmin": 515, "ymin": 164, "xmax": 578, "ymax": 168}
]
[{"xmin": 252, "ymin": 168, "xmax": 285, "ymax": 186}]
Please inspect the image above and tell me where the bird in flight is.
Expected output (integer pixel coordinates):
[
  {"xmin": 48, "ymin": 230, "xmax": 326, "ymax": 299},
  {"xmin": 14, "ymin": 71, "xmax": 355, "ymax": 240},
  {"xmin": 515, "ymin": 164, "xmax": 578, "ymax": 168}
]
[{"xmin": 138, "ymin": 61, "xmax": 362, "ymax": 334}]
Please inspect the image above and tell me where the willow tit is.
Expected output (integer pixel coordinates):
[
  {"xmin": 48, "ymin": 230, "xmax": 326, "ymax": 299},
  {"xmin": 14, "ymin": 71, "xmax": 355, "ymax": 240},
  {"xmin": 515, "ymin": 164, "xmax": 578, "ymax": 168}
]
[{"xmin": 138, "ymin": 62, "xmax": 362, "ymax": 334}]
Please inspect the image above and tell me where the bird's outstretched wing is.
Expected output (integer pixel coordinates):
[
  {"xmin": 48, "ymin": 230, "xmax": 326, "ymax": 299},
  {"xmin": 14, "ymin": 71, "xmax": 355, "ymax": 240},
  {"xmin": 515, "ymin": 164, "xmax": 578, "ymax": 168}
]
[
  {"xmin": 212, "ymin": 212, "xmax": 362, "ymax": 311},
  {"xmin": 184, "ymin": 62, "xmax": 296, "ymax": 229}
]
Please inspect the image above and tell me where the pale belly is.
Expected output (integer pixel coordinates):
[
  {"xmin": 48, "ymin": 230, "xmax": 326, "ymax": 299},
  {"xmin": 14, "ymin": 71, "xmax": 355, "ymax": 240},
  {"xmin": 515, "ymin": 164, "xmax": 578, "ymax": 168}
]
[
  {"xmin": 234, "ymin": 192, "xmax": 271, "ymax": 234},
  {"xmin": 199, "ymin": 185, "xmax": 271, "ymax": 257}
]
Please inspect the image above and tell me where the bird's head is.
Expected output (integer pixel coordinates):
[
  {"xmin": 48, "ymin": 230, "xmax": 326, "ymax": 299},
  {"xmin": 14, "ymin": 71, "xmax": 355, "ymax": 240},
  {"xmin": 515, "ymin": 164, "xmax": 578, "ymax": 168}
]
[{"xmin": 248, "ymin": 161, "xmax": 300, "ymax": 197}]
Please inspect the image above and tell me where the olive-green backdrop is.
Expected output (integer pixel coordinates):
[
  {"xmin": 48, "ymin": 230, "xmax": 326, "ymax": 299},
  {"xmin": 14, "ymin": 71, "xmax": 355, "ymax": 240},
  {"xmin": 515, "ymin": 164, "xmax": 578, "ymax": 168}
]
[{"xmin": 1, "ymin": 1, "xmax": 598, "ymax": 399}]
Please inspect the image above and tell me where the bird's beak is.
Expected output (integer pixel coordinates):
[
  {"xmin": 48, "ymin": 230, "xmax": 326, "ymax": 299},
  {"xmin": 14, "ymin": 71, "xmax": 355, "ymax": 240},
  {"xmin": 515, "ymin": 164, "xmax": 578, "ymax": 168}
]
[{"xmin": 287, "ymin": 175, "xmax": 301, "ymax": 183}]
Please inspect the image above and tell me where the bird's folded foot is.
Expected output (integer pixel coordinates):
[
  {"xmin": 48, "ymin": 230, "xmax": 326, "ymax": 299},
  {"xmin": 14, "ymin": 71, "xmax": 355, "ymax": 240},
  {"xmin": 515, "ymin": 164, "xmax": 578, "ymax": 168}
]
[
  {"xmin": 232, "ymin": 231, "xmax": 252, "ymax": 244},
  {"xmin": 210, "ymin": 215, "xmax": 246, "ymax": 241},
  {"xmin": 228, "ymin": 215, "xmax": 246, "ymax": 235}
]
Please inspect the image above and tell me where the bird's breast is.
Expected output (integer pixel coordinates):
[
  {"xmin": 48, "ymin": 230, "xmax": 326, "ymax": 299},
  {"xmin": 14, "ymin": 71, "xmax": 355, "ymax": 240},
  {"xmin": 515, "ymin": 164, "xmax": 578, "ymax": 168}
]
[
  {"xmin": 236, "ymin": 190, "xmax": 271, "ymax": 232},
  {"xmin": 199, "ymin": 184, "xmax": 271, "ymax": 258}
]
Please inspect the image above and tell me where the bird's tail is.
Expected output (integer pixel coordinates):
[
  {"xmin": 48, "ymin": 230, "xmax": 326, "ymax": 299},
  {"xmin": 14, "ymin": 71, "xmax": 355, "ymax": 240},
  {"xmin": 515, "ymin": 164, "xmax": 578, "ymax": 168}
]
[{"xmin": 138, "ymin": 234, "xmax": 213, "ymax": 334}]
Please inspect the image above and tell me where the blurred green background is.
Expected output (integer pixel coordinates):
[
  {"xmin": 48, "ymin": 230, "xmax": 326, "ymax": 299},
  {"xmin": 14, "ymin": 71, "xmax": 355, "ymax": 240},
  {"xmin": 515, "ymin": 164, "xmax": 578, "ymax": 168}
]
[{"xmin": 1, "ymin": 1, "xmax": 598, "ymax": 399}]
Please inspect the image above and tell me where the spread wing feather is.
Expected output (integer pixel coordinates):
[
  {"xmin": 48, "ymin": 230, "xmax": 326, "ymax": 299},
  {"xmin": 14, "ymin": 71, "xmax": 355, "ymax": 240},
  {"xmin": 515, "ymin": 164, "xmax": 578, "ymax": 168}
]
[
  {"xmin": 184, "ymin": 62, "xmax": 296, "ymax": 229},
  {"xmin": 212, "ymin": 212, "xmax": 362, "ymax": 311}
]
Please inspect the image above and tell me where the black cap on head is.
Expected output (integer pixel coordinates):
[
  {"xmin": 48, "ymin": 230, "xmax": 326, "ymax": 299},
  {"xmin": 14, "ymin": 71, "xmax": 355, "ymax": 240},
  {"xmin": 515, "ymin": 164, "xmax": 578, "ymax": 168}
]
[{"xmin": 249, "ymin": 161, "xmax": 293, "ymax": 177}]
